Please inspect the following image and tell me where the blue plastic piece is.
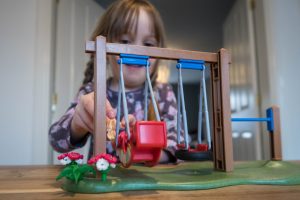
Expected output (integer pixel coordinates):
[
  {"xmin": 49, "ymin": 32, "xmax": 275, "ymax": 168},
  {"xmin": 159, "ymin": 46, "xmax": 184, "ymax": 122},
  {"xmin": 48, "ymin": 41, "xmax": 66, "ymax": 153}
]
[
  {"xmin": 266, "ymin": 108, "xmax": 274, "ymax": 132},
  {"xmin": 231, "ymin": 118, "xmax": 271, "ymax": 122},
  {"xmin": 231, "ymin": 108, "xmax": 275, "ymax": 132},
  {"xmin": 117, "ymin": 54, "xmax": 149, "ymax": 66},
  {"xmin": 176, "ymin": 59, "xmax": 205, "ymax": 70}
]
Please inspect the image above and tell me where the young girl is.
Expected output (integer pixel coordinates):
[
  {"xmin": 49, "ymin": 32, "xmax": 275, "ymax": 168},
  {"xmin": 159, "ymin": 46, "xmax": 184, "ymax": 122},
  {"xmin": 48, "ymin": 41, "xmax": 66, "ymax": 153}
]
[{"xmin": 49, "ymin": 0, "xmax": 181, "ymax": 163}]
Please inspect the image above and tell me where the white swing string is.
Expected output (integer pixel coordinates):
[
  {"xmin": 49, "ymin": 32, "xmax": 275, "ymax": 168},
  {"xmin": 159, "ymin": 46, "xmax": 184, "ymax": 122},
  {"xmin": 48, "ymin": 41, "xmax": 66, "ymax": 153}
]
[
  {"xmin": 115, "ymin": 59, "xmax": 130, "ymax": 146},
  {"xmin": 201, "ymin": 68, "xmax": 211, "ymax": 149},
  {"xmin": 197, "ymin": 70, "xmax": 203, "ymax": 144},
  {"xmin": 115, "ymin": 69, "xmax": 122, "ymax": 146},
  {"xmin": 177, "ymin": 63, "xmax": 189, "ymax": 150},
  {"xmin": 145, "ymin": 60, "xmax": 160, "ymax": 121},
  {"xmin": 177, "ymin": 69, "xmax": 181, "ymax": 144},
  {"xmin": 143, "ymin": 69, "xmax": 149, "ymax": 121}
]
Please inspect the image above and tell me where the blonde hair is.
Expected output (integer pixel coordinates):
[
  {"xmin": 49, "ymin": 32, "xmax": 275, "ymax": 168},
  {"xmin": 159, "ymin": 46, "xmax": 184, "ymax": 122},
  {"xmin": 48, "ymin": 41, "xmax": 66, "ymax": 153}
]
[{"xmin": 83, "ymin": 0, "xmax": 166, "ymax": 85}]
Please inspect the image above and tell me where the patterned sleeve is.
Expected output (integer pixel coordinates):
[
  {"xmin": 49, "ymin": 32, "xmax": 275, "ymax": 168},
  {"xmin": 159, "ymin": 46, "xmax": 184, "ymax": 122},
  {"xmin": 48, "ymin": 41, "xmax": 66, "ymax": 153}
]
[
  {"xmin": 155, "ymin": 83, "xmax": 183, "ymax": 162},
  {"xmin": 48, "ymin": 83, "xmax": 93, "ymax": 153}
]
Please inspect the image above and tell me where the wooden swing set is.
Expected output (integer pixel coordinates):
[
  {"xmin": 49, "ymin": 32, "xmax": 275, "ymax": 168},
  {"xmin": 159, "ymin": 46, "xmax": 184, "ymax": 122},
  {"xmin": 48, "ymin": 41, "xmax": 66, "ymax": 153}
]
[{"xmin": 86, "ymin": 36, "xmax": 282, "ymax": 172}]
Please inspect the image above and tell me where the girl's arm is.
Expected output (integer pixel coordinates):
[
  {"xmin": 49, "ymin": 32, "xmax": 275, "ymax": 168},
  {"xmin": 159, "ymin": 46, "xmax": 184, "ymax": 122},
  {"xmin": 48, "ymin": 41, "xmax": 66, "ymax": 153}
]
[
  {"xmin": 49, "ymin": 82, "xmax": 115, "ymax": 153},
  {"xmin": 49, "ymin": 84, "xmax": 93, "ymax": 153},
  {"xmin": 49, "ymin": 107, "xmax": 91, "ymax": 153}
]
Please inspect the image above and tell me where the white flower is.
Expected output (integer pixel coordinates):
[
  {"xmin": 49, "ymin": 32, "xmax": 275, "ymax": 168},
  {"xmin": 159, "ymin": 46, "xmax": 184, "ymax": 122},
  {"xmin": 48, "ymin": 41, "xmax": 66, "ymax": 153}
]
[
  {"xmin": 75, "ymin": 158, "xmax": 83, "ymax": 165},
  {"xmin": 60, "ymin": 156, "xmax": 71, "ymax": 165},
  {"xmin": 96, "ymin": 158, "xmax": 109, "ymax": 171},
  {"xmin": 110, "ymin": 163, "xmax": 116, "ymax": 168}
]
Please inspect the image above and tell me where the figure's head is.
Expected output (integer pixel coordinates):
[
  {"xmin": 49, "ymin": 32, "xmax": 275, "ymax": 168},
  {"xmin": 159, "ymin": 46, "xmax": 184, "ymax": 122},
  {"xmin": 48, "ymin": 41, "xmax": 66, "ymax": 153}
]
[{"xmin": 88, "ymin": 0, "xmax": 166, "ymax": 89}]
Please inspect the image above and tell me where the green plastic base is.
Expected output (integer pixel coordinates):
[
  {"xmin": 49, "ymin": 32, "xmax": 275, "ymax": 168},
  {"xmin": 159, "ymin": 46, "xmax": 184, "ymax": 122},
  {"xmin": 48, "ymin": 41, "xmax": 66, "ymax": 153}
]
[{"xmin": 61, "ymin": 161, "xmax": 300, "ymax": 193}]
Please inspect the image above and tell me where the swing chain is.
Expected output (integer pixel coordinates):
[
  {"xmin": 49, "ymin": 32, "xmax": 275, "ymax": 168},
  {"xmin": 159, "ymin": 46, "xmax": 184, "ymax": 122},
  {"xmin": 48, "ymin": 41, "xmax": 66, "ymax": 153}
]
[
  {"xmin": 115, "ymin": 55, "xmax": 161, "ymax": 146},
  {"xmin": 176, "ymin": 60, "xmax": 211, "ymax": 150}
]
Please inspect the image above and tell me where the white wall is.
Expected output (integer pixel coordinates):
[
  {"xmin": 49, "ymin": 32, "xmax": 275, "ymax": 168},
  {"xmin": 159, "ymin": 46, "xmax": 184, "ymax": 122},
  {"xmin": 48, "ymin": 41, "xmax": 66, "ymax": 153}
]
[
  {"xmin": 259, "ymin": 0, "xmax": 300, "ymax": 160},
  {"xmin": 0, "ymin": 0, "xmax": 54, "ymax": 165}
]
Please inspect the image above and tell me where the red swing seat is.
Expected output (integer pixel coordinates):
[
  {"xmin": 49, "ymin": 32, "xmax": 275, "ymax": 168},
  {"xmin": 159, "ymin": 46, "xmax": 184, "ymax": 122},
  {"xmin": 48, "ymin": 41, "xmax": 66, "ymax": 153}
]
[{"xmin": 117, "ymin": 121, "xmax": 167, "ymax": 167}]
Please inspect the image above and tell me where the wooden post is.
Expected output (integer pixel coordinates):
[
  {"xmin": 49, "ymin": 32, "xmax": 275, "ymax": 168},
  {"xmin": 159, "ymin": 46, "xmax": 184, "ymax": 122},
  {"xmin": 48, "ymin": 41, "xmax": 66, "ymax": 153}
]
[
  {"xmin": 269, "ymin": 106, "xmax": 282, "ymax": 160},
  {"xmin": 94, "ymin": 36, "xmax": 107, "ymax": 156},
  {"xmin": 211, "ymin": 48, "xmax": 234, "ymax": 172}
]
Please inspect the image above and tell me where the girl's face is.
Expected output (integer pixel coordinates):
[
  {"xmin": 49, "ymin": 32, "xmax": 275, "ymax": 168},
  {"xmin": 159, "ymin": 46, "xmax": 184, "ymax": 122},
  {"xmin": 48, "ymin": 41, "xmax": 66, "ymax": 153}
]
[{"xmin": 109, "ymin": 9, "xmax": 158, "ymax": 90}]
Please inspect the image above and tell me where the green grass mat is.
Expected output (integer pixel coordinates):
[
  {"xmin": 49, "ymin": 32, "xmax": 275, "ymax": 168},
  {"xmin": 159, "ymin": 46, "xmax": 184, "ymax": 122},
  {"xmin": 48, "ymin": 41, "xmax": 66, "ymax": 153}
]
[{"xmin": 61, "ymin": 161, "xmax": 300, "ymax": 193}]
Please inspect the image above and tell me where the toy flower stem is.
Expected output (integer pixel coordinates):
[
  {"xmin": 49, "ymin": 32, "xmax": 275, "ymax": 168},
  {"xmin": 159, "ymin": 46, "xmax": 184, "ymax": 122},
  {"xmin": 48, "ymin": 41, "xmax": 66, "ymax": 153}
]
[{"xmin": 101, "ymin": 171, "xmax": 108, "ymax": 182}]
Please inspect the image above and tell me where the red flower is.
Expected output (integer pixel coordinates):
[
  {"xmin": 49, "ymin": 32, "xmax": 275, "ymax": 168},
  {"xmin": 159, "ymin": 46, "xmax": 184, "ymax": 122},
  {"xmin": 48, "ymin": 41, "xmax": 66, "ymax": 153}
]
[
  {"xmin": 104, "ymin": 154, "xmax": 117, "ymax": 164},
  {"xmin": 87, "ymin": 156, "xmax": 98, "ymax": 165},
  {"xmin": 57, "ymin": 152, "xmax": 83, "ymax": 161},
  {"xmin": 88, "ymin": 153, "xmax": 117, "ymax": 164},
  {"xmin": 57, "ymin": 153, "xmax": 68, "ymax": 160},
  {"xmin": 67, "ymin": 152, "xmax": 83, "ymax": 160}
]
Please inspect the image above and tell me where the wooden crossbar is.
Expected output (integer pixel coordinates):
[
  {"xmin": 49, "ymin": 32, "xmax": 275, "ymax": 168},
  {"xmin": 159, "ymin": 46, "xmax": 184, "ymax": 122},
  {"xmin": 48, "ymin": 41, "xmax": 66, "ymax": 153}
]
[{"xmin": 86, "ymin": 41, "xmax": 218, "ymax": 63}]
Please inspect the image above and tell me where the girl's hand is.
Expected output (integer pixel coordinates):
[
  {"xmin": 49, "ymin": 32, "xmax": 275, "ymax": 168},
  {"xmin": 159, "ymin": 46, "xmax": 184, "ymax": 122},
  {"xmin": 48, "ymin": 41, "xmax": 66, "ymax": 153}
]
[{"xmin": 70, "ymin": 92, "xmax": 116, "ymax": 143}]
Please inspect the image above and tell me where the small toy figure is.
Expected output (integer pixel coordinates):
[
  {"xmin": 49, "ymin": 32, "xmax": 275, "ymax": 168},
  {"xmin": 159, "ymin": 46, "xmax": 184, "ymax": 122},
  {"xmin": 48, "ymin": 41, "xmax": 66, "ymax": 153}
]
[
  {"xmin": 106, "ymin": 118, "xmax": 117, "ymax": 141},
  {"xmin": 88, "ymin": 153, "xmax": 117, "ymax": 181}
]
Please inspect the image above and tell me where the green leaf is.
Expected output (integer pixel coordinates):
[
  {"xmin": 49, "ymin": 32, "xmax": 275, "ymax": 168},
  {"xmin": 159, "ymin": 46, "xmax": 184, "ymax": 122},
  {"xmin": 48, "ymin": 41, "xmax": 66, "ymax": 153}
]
[
  {"xmin": 66, "ymin": 173, "xmax": 75, "ymax": 181},
  {"xmin": 65, "ymin": 165, "xmax": 78, "ymax": 182},
  {"xmin": 56, "ymin": 166, "xmax": 73, "ymax": 181},
  {"xmin": 57, "ymin": 164, "xmax": 97, "ymax": 184},
  {"xmin": 70, "ymin": 161, "xmax": 77, "ymax": 166},
  {"xmin": 72, "ymin": 164, "xmax": 79, "ymax": 173},
  {"xmin": 78, "ymin": 164, "xmax": 96, "ymax": 176},
  {"xmin": 74, "ymin": 171, "xmax": 82, "ymax": 184}
]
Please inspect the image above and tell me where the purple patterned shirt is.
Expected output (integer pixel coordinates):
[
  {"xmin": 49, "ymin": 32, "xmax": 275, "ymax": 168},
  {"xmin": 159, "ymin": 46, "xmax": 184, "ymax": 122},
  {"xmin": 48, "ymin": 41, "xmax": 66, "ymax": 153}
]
[{"xmin": 49, "ymin": 81, "xmax": 182, "ymax": 161}]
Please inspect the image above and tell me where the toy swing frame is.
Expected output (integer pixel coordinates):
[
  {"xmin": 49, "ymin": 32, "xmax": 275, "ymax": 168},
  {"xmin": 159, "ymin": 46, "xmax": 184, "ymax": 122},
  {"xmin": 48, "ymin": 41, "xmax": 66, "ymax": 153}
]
[{"xmin": 86, "ymin": 35, "xmax": 281, "ymax": 172}]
